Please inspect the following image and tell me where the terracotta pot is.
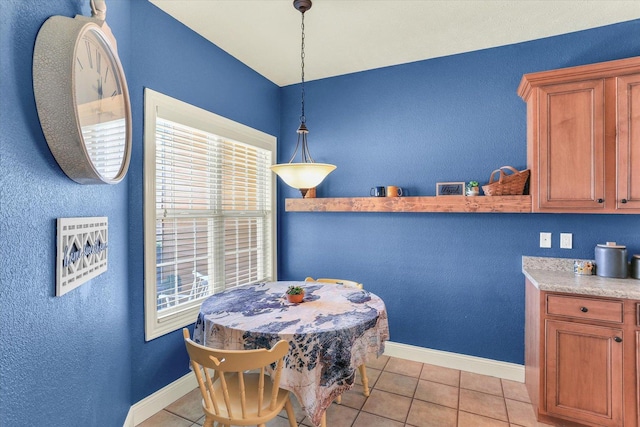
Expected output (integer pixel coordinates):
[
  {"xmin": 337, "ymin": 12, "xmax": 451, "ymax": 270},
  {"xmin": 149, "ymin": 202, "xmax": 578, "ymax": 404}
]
[{"xmin": 286, "ymin": 293, "xmax": 304, "ymax": 303}]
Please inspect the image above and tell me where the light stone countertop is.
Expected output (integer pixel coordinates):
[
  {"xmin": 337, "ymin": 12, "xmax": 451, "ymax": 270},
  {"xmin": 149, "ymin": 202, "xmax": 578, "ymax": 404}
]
[{"xmin": 522, "ymin": 256, "xmax": 640, "ymax": 300}]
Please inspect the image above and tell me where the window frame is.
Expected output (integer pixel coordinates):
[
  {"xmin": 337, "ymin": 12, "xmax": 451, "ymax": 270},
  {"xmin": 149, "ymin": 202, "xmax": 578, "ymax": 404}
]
[{"xmin": 143, "ymin": 88, "xmax": 277, "ymax": 341}]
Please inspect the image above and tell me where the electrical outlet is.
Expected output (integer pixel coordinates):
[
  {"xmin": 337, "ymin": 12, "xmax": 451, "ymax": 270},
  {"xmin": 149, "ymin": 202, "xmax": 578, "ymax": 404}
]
[
  {"xmin": 540, "ymin": 232, "xmax": 552, "ymax": 248},
  {"xmin": 560, "ymin": 233, "xmax": 573, "ymax": 249}
]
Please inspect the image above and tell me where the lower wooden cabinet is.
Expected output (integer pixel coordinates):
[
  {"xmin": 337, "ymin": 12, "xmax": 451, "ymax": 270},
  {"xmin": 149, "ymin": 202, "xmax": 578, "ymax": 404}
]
[
  {"xmin": 545, "ymin": 320, "xmax": 623, "ymax": 426},
  {"xmin": 526, "ymin": 279, "xmax": 638, "ymax": 426},
  {"xmin": 637, "ymin": 331, "xmax": 640, "ymax": 427}
]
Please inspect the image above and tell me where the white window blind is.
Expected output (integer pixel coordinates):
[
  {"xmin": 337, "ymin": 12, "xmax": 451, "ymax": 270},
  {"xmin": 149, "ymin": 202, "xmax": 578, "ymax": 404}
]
[{"xmin": 144, "ymin": 88, "xmax": 276, "ymax": 340}]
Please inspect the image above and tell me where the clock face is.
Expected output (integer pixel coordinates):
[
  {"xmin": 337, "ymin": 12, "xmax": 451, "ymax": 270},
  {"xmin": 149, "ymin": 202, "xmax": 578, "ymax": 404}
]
[{"xmin": 74, "ymin": 27, "xmax": 129, "ymax": 182}]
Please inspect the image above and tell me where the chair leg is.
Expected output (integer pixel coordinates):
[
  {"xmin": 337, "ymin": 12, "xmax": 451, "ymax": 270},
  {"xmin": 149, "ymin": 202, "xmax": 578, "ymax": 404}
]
[
  {"xmin": 321, "ymin": 411, "xmax": 327, "ymax": 427},
  {"xmin": 359, "ymin": 364, "xmax": 370, "ymax": 397},
  {"xmin": 284, "ymin": 398, "xmax": 298, "ymax": 427}
]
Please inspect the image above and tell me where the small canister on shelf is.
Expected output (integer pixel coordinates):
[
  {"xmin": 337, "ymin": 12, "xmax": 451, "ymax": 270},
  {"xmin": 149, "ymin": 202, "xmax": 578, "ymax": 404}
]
[
  {"xmin": 631, "ymin": 255, "xmax": 640, "ymax": 280},
  {"xmin": 594, "ymin": 242, "xmax": 628, "ymax": 278}
]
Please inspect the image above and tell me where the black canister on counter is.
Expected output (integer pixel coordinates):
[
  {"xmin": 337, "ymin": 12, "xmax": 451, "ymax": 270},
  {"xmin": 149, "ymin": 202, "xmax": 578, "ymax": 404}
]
[
  {"xmin": 631, "ymin": 255, "xmax": 640, "ymax": 280},
  {"xmin": 595, "ymin": 242, "xmax": 628, "ymax": 278}
]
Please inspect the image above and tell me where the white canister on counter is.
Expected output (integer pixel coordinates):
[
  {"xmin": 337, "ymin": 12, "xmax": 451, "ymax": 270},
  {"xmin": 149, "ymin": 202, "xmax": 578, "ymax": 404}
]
[{"xmin": 595, "ymin": 242, "xmax": 628, "ymax": 278}]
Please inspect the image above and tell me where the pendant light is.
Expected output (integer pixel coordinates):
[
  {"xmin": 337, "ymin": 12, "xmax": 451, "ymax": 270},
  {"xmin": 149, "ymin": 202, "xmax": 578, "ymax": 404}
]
[{"xmin": 271, "ymin": 0, "xmax": 336, "ymax": 197}]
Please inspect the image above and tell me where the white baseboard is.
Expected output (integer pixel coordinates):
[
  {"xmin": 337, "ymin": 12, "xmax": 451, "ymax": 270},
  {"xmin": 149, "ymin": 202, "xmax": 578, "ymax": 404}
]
[
  {"xmin": 383, "ymin": 341, "xmax": 524, "ymax": 382},
  {"xmin": 123, "ymin": 371, "xmax": 198, "ymax": 427},
  {"xmin": 123, "ymin": 341, "xmax": 524, "ymax": 426}
]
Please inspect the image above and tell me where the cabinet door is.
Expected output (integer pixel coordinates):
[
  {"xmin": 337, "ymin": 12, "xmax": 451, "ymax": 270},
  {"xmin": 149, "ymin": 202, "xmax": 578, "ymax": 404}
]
[
  {"xmin": 617, "ymin": 73, "xmax": 640, "ymax": 211},
  {"xmin": 546, "ymin": 320, "xmax": 623, "ymax": 426},
  {"xmin": 637, "ymin": 330, "xmax": 640, "ymax": 427},
  {"xmin": 538, "ymin": 80, "xmax": 606, "ymax": 211}
]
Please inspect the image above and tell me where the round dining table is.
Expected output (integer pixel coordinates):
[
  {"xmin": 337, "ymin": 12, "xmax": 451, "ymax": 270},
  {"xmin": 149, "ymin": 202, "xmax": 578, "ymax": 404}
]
[{"xmin": 193, "ymin": 280, "xmax": 389, "ymax": 427}]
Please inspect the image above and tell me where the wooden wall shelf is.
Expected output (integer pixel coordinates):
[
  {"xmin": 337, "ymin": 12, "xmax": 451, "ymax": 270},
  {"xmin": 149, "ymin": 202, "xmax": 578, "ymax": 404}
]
[{"xmin": 285, "ymin": 195, "xmax": 532, "ymax": 213}]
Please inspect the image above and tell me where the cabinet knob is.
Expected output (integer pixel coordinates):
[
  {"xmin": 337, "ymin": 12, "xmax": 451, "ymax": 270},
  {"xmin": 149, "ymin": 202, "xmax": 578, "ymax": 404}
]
[
  {"xmin": 621, "ymin": 199, "xmax": 628, "ymax": 204},
  {"xmin": 580, "ymin": 306, "xmax": 588, "ymax": 313},
  {"xmin": 597, "ymin": 198, "xmax": 604, "ymax": 203},
  {"xmin": 614, "ymin": 336, "xmax": 622, "ymax": 343}
]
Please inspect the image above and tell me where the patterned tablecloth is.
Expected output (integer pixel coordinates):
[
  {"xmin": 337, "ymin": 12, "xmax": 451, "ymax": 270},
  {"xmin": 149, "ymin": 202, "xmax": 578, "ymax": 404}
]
[{"xmin": 193, "ymin": 281, "xmax": 390, "ymax": 427}]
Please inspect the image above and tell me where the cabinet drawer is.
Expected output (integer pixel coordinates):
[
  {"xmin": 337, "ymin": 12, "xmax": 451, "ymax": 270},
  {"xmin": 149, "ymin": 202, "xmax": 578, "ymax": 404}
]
[{"xmin": 547, "ymin": 295, "xmax": 623, "ymax": 323}]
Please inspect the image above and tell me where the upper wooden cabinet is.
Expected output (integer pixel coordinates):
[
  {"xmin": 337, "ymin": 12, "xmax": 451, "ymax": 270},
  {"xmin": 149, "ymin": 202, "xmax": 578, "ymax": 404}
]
[
  {"xmin": 618, "ymin": 73, "xmax": 640, "ymax": 211},
  {"xmin": 518, "ymin": 56, "xmax": 640, "ymax": 213}
]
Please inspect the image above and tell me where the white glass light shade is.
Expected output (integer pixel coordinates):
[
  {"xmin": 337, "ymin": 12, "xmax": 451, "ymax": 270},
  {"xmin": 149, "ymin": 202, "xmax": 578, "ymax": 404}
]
[{"xmin": 270, "ymin": 163, "xmax": 336, "ymax": 190}]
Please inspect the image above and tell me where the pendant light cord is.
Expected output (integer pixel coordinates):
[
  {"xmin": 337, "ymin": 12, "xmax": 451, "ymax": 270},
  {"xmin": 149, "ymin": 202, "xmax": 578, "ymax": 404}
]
[
  {"xmin": 287, "ymin": 3, "xmax": 316, "ymax": 164},
  {"xmin": 300, "ymin": 11, "xmax": 306, "ymax": 125}
]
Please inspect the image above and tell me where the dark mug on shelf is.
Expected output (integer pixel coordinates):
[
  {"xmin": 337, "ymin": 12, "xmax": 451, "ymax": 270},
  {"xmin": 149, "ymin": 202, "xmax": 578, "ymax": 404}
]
[{"xmin": 370, "ymin": 186, "xmax": 386, "ymax": 197}]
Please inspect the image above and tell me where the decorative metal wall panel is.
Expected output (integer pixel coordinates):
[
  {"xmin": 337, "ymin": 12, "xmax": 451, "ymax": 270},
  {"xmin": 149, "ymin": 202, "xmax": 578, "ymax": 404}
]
[{"xmin": 56, "ymin": 217, "xmax": 108, "ymax": 296}]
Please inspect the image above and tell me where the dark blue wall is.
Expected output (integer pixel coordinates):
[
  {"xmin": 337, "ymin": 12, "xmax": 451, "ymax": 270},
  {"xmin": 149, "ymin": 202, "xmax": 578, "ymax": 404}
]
[
  {"xmin": 1, "ymin": 0, "xmax": 132, "ymax": 425},
  {"xmin": 277, "ymin": 19, "xmax": 640, "ymax": 364},
  {"xmin": 0, "ymin": 0, "xmax": 279, "ymax": 423},
  {"xmin": 127, "ymin": 0, "xmax": 281, "ymax": 403}
]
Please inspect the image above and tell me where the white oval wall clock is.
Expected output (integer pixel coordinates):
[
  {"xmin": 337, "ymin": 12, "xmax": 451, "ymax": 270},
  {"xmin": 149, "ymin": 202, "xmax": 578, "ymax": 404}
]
[{"xmin": 33, "ymin": 0, "xmax": 132, "ymax": 184}]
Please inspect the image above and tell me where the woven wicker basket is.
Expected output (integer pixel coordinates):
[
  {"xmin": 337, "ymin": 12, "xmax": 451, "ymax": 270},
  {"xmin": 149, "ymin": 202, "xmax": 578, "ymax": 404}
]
[{"xmin": 482, "ymin": 166, "xmax": 530, "ymax": 196}]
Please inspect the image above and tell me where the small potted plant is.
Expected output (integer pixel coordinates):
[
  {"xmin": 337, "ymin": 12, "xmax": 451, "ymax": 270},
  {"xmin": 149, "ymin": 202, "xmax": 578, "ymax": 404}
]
[
  {"xmin": 466, "ymin": 180, "xmax": 480, "ymax": 196},
  {"xmin": 285, "ymin": 285, "xmax": 305, "ymax": 303}
]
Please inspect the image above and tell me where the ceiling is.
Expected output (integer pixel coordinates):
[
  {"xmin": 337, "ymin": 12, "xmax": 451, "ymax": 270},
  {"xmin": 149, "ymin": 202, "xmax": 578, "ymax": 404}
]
[{"xmin": 149, "ymin": 0, "xmax": 640, "ymax": 87}]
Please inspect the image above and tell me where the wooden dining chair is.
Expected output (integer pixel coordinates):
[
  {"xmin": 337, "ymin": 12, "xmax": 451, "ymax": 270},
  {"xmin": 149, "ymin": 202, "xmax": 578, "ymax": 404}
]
[
  {"xmin": 304, "ymin": 277, "xmax": 370, "ymax": 402},
  {"xmin": 182, "ymin": 328, "xmax": 297, "ymax": 427}
]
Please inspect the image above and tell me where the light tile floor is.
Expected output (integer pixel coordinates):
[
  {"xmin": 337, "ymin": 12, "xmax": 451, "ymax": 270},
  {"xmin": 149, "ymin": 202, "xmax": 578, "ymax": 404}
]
[{"xmin": 137, "ymin": 356, "xmax": 558, "ymax": 427}]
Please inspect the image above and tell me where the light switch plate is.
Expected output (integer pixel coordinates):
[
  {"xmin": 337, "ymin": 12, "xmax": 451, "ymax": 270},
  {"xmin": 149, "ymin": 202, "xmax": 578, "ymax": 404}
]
[
  {"xmin": 540, "ymin": 232, "xmax": 552, "ymax": 248},
  {"xmin": 560, "ymin": 233, "xmax": 573, "ymax": 249}
]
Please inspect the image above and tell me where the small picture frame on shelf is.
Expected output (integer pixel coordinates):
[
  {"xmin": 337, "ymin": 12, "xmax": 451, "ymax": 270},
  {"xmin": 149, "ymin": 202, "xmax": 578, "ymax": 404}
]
[{"xmin": 436, "ymin": 182, "xmax": 464, "ymax": 196}]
